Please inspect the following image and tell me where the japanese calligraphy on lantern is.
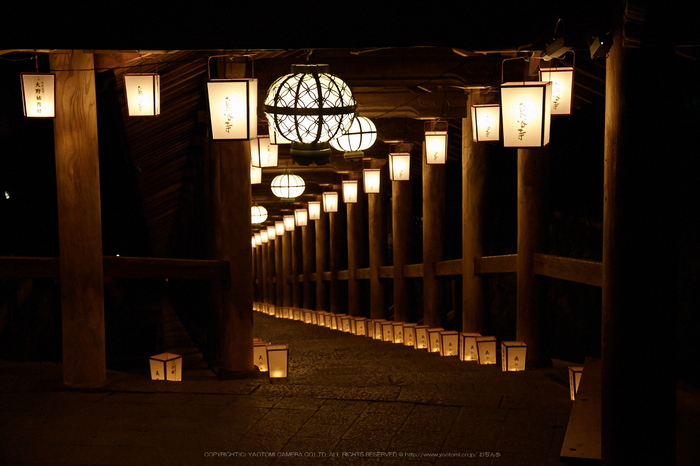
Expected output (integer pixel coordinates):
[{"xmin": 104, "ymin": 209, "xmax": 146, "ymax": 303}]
[
  {"xmin": 500, "ymin": 82, "xmax": 551, "ymax": 147},
  {"xmin": 21, "ymin": 73, "xmax": 55, "ymax": 118},
  {"xmin": 206, "ymin": 79, "xmax": 258, "ymax": 140},
  {"xmin": 539, "ymin": 67, "xmax": 574, "ymax": 116}
]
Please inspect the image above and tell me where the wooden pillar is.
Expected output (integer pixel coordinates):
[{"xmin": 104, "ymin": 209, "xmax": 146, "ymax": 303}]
[
  {"xmin": 302, "ymin": 224, "xmax": 315, "ymax": 309},
  {"xmin": 262, "ymin": 241, "xmax": 270, "ymax": 304},
  {"xmin": 217, "ymin": 139, "xmax": 254, "ymax": 375},
  {"xmin": 51, "ymin": 51, "xmax": 105, "ymax": 387},
  {"xmin": 256, "ymin": 242, "xmax": 264, "ymax": 302},
  {"xmin": 292, "ymin": 227, "xmax": 302, "ymax": 308},
  {"xmin": 282, "ymin": 231, "xmax": 292, "ymax": 307},
  {"xmin": 392, "ymin": 178, "xmax": 412, "ymax": 322},
  {"xmin": 462, "ymin": 97, "xmax": 488, "ymax": 333},
  {"xmin": 516, "ymin": 145, "xmax": 548, "ymax": 365},
  {"xmin": 329, "ymin": 199, "xmax": 346, "ymax": 314},
  {"xmin": 422, "ymin": 142, "xmax": 447, "ymax": 328},
  {"xmin": 601, "ymin": 19, "xmax": 677, "ymax": 465},
  {"xmin": 275, "ymin": 229, "xmax": 284, "ymax": 306},
  {"xmin": 347, "ymin": 178, "xmax": 364, "ymax": 317},
  {"xmin": 315, "ymin": 206, "xmax": 329, "ymax": 311},
  {"xmin": 368, "ymin": 166, "xmax": 387, "ymax": 320}
]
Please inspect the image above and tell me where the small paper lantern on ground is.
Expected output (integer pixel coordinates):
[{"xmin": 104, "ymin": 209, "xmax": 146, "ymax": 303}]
[
  {"xmin": 323, "ymin": 192, "xmax": 339, "ymax": 213},
  {"xmin": 354, "ymin": 317, "xmax": 367, "ymax": 336},
  {"xmin": 381, "ymin": 321, "xmax": 394, "ymax": 342},
  {"xmin": 21, "ymin": 72, "xmax": 55, "ymax": 118},
  {"xmin": 331, "ymin": 313, "xmax": 343, "ymax": 330},
  {"xmin": 415, "ymin": 325, "xmax": 430, "ymax": 349},
  {"xmin": 372, "ymin": 319, "xmax": 387, "ymax": 340},
  {"xmin": 427, "ymin": 328, "xmax": 444, "ymax": 353},
  {"xmin": 459, "ymin": 332, "xmax": 482, "ymax": 361},
  {"xmin": 363, "ymin": 169, "xmax": 381, "ymax": 194},
  {"xmin": 251, "ymin": 205, "xmax": 268, "ymax": 224},
  {"xmin": 569, "ymin": 366, "xmax": 584, "ymax": 401},
  {"xmin": 308, "ymin": 201, "xmax": 321, "ymax": 220},
  {"xmin": 389, "ymin": 145, "xmax": 411, "ymax": 181},
  {"xmin": 439, "ymin": 331, "xmax": 459, "ymax": 357},
  {"xmin": 365, "ymin": 319, "xmax": 377, "ymax": 339},
  {"xmin": 539, "ymin": 67, "xmax": 574, "ymax": 115},
  {"xmin": 207, "ymin": 79, "xmax": 258, "ymax": 140},
  {"xmin": 267, "ymin": 344, "xmax": 289, "ymax": 378},
  {"xmin": 292, "ymin": 308, "xmax": 302, "ymax": 320},
  {"xmin": 476, "ymin": 336, "xmax": 497, "ymax": 365},
  {"xmin": 254, "ymin": 341, "xmax": 270, "ymax": 372},
  {"xmin": 284, "ymin": 215, "xmax": 295, "ymax": 231},
  {"xmin": 324, "ymin": 313, "xmax": 333, "ymax": 328},
  {"xmin": 392, "ymin": 322, "xmax": 404, "ymax": 344},
  {"xmin": 403, "ymin": 323, "xmax": 417, "ymax": 347},
  {"xmin": 124, "ymin": 73, "xmax": 160, "ymax": 117},
  {"xmin": 149, "ymin": 352, "xmax": 182, "ymax": 381},
  {"xmin": 294, "ymin": 209, "xmax": 308, "ymax": 227},
  {"xmin": 471, "ymin": 104, "xmax": 500, "ymax": 142},
  {"xmin": 501, "ymin": 341, "xmax": 527, "ymax": 371},
  {"xmin": 341, "ymin": 315, "xmax": 355, "ymax": 333},
  {"xmin": 342, "ymin": 180, "xmax": 359, "ymax": 203},
  {"xmin": 424, "ymin": 121, "xmax": 448, "ymax": 164},
  {"xmin": 500, "ymin": 81, "xmax": 552, "ymax": 148}
]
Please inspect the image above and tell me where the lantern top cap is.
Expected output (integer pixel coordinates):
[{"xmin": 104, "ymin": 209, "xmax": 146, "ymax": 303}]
[{"xmin": 291, "ymin": 64, "xmax": 330, "ymax": 74}]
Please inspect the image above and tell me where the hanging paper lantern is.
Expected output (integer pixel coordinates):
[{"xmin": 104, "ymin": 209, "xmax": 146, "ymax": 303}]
[
  {"xmin": 323, "ymin": 192, "xmax": 339, "ymax": 213},
  {"xmin": 284, "ymin": 215, "xmax": 295, "ymax": 231},
  {"xmin": 308, "ymin": 201, "xmax": 321, "ymax": 220},
  {"xmin": 251, "ymin": 135, "xmax": 279, "ymax": 168},
  {"xmin": 363, "ymin": 169, "xmax": 381, "ymax": 194},
  {"xmin": 539, "ymin": 67, "xmax": 574, "ymax": 116},
  {"xmin": 207, "ymin": 78, "xmax": 258, "ymax": 140},
  {"xmin": 389, "ymin": 149, "xmax": 411, "ymax": 181},
  {"xmin": 124, "ymin": 73, "xmax": 160, "ymax": 117},
  {"xmin": 342, "ymin": 180, "xmax": 359, "ymax": 203},
  {"xmin": 471, "ymin": 104, "xmax": 501, "ymax": 142},
  {"xmin": 271, "ymin": 172, "xmax": 305, "ymax": 201},
  {"xmin": 500, "ymin": 81, "xmax": 552, "ymax": 147},
  {"xmin": 424, "ymin": 121, "xmax": 448, "ymax": 164},
  {"xmin": 20, "ymin": 72, "xmax": 55, "ymax": 118},
  {"xmin": 294, "ymin": 209, "xmax": 308, "ymax": 227}
]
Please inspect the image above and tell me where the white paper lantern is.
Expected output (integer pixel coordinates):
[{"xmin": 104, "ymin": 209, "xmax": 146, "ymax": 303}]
[
  {"xmin": 342, "ymin": 180, "xmax": 358, "ymax": 203},
  {"xmin": 251, "ymin": 135, "xmax": 279, "ymax": 167},
  {"xmin": 330, "ymin": 116, "xmax": 377, "ymax": 160},
  {"xmin": 124, "ymin": 73, "xmax": 160, "ymax": 117},
  {"xmin": 501, "ymin": 341, "xmax": 527, "ymax": 371},
  {"xmin": 539, "ymin": 67, "xmax": 574, "ymax": 115},
  {"xmin": 308, "ymin": 201, "xmax": 321, "ymax": 220},
  {"xmin": 500, "ymin": 81, "xmax": 552, "ymax": 147},
  {"xmin": 267, "ymin": 225, "xmax": 276, "ymax": 240},
  {"xmin": 294, "ymin": 209, "xmax": 308, "ymax": 227},
  {"xmin": 424, "ymin": 121, "xmax": 448, "ymax": 164},
  {"xmin": 284, "ymin": 215, "xmax": 295, "ymax": 231},
  {"xmin": 149, "ymin": 352, "xmax": 182, "ymax": 381},
  {"xmin": 254, "ymin": 341, "xmax": 270, "ymax": 372},
  {"xmin": 323, "ymin": 192, "xmax": 339, "ymax": 213},
  {"xmin": 471, "ymin": 104, "xmax": 501, "ymax": 142},
  {"xmin": 392, "ymin": 322, "xmax": 405, "ymax": 344},
  {"xmin": 389, "ymin": 151, "xmax": 411, "ymax": 181},
  {"xmin": 275, "ymin": 221, "xmax": 285, "ymax": 236},
  {"xmin": 207, "ymin": 79, "xmax": 258, "ymax": 140},
  {"xmin": 363, "ymin": 169, "xmax": 381, "ymax": 194},
  {"xmin": 267, "ymin": 344, "xmax": 289, "ymax": 378},
  {"xmin": 439, "ymin": 331, "xmax": 459, "ymax": 357},
  {"xmin": 251, "ymin": 165, "xmax": 262, "ymax": 184},
  {"xmin": 403, "ymin": 323, "xmax": 417, "ymax": 347},
  {"xmin": 427, "ymin": 328, "xmax": 444, "ymax": 353},
  {"xmin": 21, "ymin": 73, "xmax": 55, "ymax": 118},
  {"xmin": 415, "ymin": 325, "xmax": 430, "ymax": 349},
  {"xmin": 254, "ymin": 233, "xmax": 262, "ymax": 245},
  {"xmin": 260, "ymin": 229, "xmax": 269, "ymax": 243},
  {"xmin": 459, "ymin": 332, "xmax": 482, "ymax": 361},
  {"xmin": 476, "ymin": 336, "xmax": 497, "ymax": 365},
  {"xmin": 354, "ymin": 317, "xmax": 367, "ymax": 336}
]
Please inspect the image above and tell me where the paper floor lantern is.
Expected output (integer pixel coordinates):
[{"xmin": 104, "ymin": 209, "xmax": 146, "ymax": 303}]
[
  {"xmin": 254, "ymin": 341, "xmax": 270, "ymax": 372},
  {"xmin": 392, "ymin": 322, "xmax": 405, "ymax": 344},
  {"xmin": 476, "ymin": 336, "xmax": 497, "ymax": 365},
  {"xmin": 149, "ymin": 352, "xmax": 182, "ymax": 381},
  {"xmin": 267, "ymin": 344, "xmax": 289, "ymax": 378},
  {"xmin": 354, "ymin": 317, "xmax": 367, "ymax": 336},
  {"xmin": 415, "ymin": 325, "xmax": 430, "ymax": 349},
  {"xmin": 459, "ymin": 332, "xmax": 482, "ymax": 361},
  {"xmin": 403, "ymin": 323, "xmax": 417, "ymax": 347},
  {"xmin": 427, "ymin": 328, "xmax": 444, "ymax": 353},
  {"xmin": 501, "ymin": 341, "xmax": 527, "ymax": 371},
  {"xmin": 569, "ymin": 366, "xmax": 584, "ymax": 401},
  {"xmin": 439, "ymin": 331, "xmax": 459, "ymax": 357},
  {"xmin": 373, "ymin": 319, "xmax": 387, "ymax": 340}
]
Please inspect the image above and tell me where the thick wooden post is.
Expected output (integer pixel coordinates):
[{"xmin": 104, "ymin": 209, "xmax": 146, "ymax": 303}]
[
  {"xmin": 368, "ymin": 166, "xmax": 387, "ymax": 319},
  {"xmin": 423, "ymin": 143, "xmax": 447, "ymax": 328},
  {"xmin": 315, "ymin": 206, "xmax": 329, "ymax": 311},
  {"xmin": 516, "ymin": 146, "xmax": 548, "ymax": 365},
  {"xmin": 302, "ymin": 224, "xmax": 315, "ymax": 309},
  {"xmin": 51, "ymin": 51, "xmax": 105, "ymax": 387},
  {"xmin": 291, "ymin": 227, "xmax": 302, "ymax": 308},
  {"xmin": 462, "ymin": 98, "xmax": 488, "ymax": 333},
  {"xmin": 392, "ymin": 178, "xmax": 412, "ymax": 322},
  {"xmin": 329, "ymin": 200, "xmax": 347, "ymax": 314},
  {"xmin": 601, "ymin": 20, "xmax": 677, "ymax": 465},
  {"xmin": 283, "ymin": 231, "xmax": 292, "ymax": 307},
  {"xmin": 217, "ymin": 139, "xmax": 254, "ymax": 375},
  {"xmin": 347, "ymin": 178, "xmax": 364, "ymax": 317},
  {"xmin": 275, "ymin": 229, "xmax": 284, "ymax": 306},
  {"xmin": 256, "ymin": 243, "xmax": 263, "ymax": 302}
]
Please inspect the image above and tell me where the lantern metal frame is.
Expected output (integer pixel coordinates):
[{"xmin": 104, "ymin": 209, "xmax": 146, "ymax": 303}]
[
  {"xmin": 424, "ymin": 120, "xmax": 448, "ymax": 165},
  {"xmin": 124, "ymin": 72, "xmax": 161, "ymax": 117},
  {"xmin": 330, "ymin": 115, "xmax": 377, "ymax": 161},
  {"xmin": 264, "ymin": 64, "xmax": 357, "ymax": 165}
]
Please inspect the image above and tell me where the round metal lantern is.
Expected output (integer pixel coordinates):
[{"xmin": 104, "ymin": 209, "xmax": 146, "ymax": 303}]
[
  {"xmin": 271, "ymin": 172, "xmax": 305, "ymax": 201},
  {"xmin": 264, "ymin": 64, "xmax": 357, "ymax": 166},
  {"xmin": 330, "ymin": 116, "xmax": 377, "ymax": 161},
  {"xmin": 251, "ymin": 205, "xmax": 268, "ymax": 224}
]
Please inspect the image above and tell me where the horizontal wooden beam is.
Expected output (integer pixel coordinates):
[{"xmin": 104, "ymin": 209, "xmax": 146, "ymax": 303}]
[
  {"xmin": 435, "ymin": 259, "xmax": 463, "ymax": 276},
  {"xmin": 474, "ymin": 254, "xmax": 518, "ymax": 274},
  {"xmin": 380, "ymin": 266, "xmax": 394, "ymax": 279},
  {"xmin": 533, "ymin": 253, "xmax": 602, "ymax": 287},
  {"xmin": 356, "ymin": 268, "xmax": 370, "ymax": 280},
  {"xmin": 404, "ymin": 263, "xmax": 424, "ymax": 278},
  {"xmin": 0, "ymin": 256, "xmax": 229, "ymax": 280}
]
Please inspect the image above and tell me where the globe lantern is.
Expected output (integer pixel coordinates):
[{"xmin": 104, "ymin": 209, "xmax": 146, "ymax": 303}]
[
  {"xmin": 264, "ymin": 64, "xmax": 357, "ymax": 166},
  {"xmin": 271, "ymin": 172, "xmax": 305, "ymax": 201},
  {"xmin": 251, "ymin": 205, "xmax": 268, "ymax": 224},
  {"xmin": 330, "ymin": 116, "xmax": 377, "ymax": 161}
]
